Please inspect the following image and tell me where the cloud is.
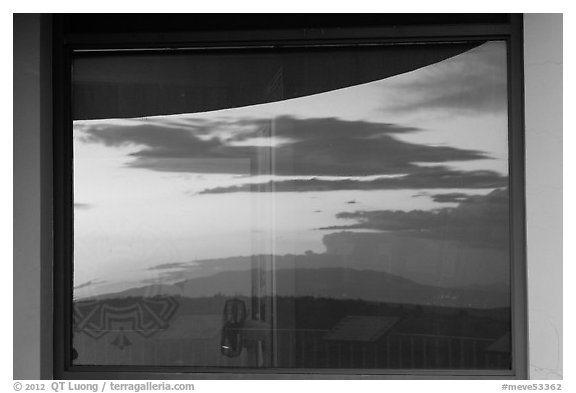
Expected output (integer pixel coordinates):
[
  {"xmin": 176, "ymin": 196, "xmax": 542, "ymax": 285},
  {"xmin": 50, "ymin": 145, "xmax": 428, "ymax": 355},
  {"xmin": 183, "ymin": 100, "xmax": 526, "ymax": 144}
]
[
  {"xmin": 143, "ymin": 257, "xmax": 253, "ymax": 284},
  {"xmin": 74, "ymin": 203, "xmax": 92, "ymax": 210},
  {"xmin": 428, "ymin": 192, "xmax": 473, "ymax": 203},
  {"xmin": 79, "ymin": 115, "xmax": 491, "ymax": 178},
  {"xmin": 147, "ymin": 262, "xmax": 194, "ymax": 271},
  {"xmin": 81, "ymin": 122, "xmax": 223, "ymax": 156},
  {"xmin": 199, "ymin": 168, "xmax": 508, "ymax": 194},
  {"xmin": 74, "ymin": 279, "xmax": 107, "ymax": 290},
  {"xmin": 145, "ymin": 262, "xmax": 202, "ymax": 283},
  {"xmin": 383, "ymin": 42, "xmax": 507, "ymax": 115},
  {"xmin": 414, "ymin": 192, "xmax": 480, "ymax": 203},
  {"xmin": 320, "ymin": 188, "xmax": 510, "ymax": 249}
]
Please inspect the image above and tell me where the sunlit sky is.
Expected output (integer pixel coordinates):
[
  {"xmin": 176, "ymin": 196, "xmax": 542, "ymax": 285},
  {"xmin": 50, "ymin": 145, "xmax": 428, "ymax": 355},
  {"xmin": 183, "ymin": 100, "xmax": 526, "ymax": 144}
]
[{"xmin": 73, "ymin": 41, "xmax": 508, "ymax": 298}]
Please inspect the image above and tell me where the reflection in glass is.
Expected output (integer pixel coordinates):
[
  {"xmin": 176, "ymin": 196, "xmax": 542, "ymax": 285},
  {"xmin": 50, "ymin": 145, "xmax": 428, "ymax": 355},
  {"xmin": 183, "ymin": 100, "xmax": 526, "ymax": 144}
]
[{"xmin": 72, "ymin": 41, "xmax": 510, "ymax": 369}]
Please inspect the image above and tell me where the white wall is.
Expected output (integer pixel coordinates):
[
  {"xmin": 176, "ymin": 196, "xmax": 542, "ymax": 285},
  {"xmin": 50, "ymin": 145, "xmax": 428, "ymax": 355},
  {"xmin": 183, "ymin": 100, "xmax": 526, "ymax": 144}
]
[
  {"xmin": 524, "ymin": 13, "xmax": 563, "ymax": 380},
  {"xmin": 12, "ymin": 14, "xmax": 563, "ymax": 380},
  {"xmin": 13, "ymin": 13, "xmax": 44, "ymax": 380}
]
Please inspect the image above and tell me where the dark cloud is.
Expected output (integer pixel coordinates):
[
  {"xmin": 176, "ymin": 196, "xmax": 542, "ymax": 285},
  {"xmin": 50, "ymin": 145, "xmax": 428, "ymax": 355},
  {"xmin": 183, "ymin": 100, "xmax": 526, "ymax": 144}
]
[
  {"xmin": 199, "ymin": 168, "xmax": 508, "ymax": 194},
  {"xmin": 424, "ymin": 191, "xmax": 510, "ymax": 205},
  {"xmin": 320, "ymin": 188, "xmax": 510, "ymax": 249},
  {"xmin": 419, "ymin": 192, "xmax": 479, "ymax": 203},
  {"xmin": 74, "ymin": 203, "xmax": 92, "ymax": 210},
  {"xmin": 80, "ymin": 116, "xmax": 490, "ymax": 177},
  {"xmin": 81, "ymin": 123, "xmax": 223, "ymax": 156},
  {"xmin": 428, "ymin": 192, "xmax": 472, "ymax": 203},
  {"xmin": 384, "ymin": 42, "xmax": 507, "ymax": 114}
]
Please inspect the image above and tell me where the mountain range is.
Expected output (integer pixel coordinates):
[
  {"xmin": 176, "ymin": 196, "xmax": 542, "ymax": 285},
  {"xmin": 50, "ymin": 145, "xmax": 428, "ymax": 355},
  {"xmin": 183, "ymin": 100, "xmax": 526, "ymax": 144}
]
[{"xmin": 92, "ymin": 267, "xmax": 508, "ymax": 309}]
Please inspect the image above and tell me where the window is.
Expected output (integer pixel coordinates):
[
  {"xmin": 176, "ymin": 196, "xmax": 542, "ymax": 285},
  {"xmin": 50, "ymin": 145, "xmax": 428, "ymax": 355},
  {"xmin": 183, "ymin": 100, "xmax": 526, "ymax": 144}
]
[{"xmin": 53, "ymin": 14, "xmax": 527, "ymax": 379}]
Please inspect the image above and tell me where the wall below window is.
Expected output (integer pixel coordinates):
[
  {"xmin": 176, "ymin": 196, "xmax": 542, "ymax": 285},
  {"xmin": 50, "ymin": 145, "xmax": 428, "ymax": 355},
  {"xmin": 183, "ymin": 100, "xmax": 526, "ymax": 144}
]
[
  {"xmin": 12, "ymin": 13, "xmax": 563, "ymax": 380},
  {"xmin": 524, "ymin": 13, "xmax": 563, "ymax": 380}
]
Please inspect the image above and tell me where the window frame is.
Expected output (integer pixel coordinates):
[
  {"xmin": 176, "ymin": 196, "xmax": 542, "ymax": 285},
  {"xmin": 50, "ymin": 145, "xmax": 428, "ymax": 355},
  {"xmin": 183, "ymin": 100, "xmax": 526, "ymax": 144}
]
[{"xmin": 52, "ymin": 13, "xmax": 528, "ymax": 380}]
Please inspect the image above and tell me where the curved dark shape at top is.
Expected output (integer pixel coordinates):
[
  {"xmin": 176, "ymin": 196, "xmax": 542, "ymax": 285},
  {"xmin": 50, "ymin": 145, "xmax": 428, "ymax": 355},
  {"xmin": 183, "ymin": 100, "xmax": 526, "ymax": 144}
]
[{"xmin": 73, "ymin": 42, "xmax": 483, "ymax": 120}]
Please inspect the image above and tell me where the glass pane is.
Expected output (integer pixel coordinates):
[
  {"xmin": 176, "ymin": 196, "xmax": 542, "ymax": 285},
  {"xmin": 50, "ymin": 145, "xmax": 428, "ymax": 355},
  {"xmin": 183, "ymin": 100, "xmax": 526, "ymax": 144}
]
[{"xmin": 72, "ymin": 41, "xmax": 511, "ymax": 370}]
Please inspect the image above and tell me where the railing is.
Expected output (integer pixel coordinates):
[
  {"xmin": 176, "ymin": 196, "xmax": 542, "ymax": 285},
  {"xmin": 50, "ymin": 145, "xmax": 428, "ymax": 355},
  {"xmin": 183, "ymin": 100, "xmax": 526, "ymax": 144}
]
[
  {"xmin": 74, "ymin": 328, "xmax": 511, "ymax": 370},
  {"xmin": 280, "ymin": 330, "xmax": 509, "ymax": 369}
]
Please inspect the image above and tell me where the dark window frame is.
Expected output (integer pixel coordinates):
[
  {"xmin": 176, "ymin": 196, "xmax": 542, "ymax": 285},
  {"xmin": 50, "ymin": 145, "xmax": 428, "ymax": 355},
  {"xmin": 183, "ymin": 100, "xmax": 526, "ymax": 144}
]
[{"xmin": 52, "ymin": 13, "xmax": 528, "ymax": 380}]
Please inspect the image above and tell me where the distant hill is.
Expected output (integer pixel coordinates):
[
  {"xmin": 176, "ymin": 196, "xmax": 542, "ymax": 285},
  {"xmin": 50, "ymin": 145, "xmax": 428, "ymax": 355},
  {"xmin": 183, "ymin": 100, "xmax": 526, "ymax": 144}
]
[
  {"xmin": 93, "ymin": 267, "xmax": 508, "ymax": 309},
  {"xmin": 321, "ymin": 231, "xmax": 510, "ymax": 288}
]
